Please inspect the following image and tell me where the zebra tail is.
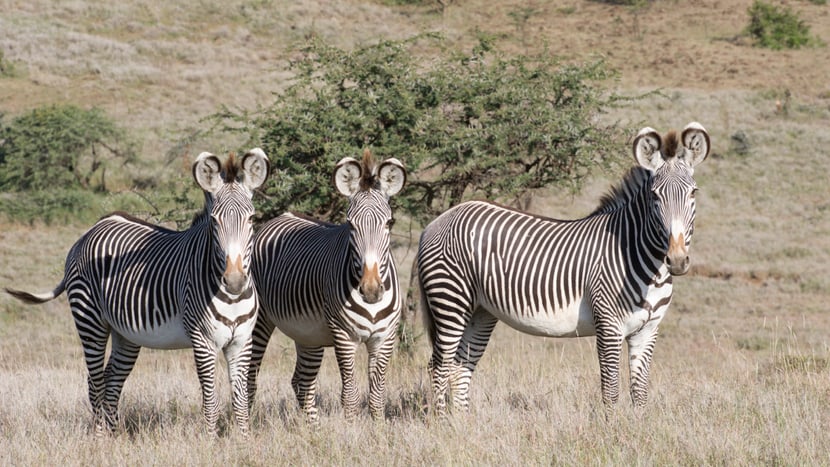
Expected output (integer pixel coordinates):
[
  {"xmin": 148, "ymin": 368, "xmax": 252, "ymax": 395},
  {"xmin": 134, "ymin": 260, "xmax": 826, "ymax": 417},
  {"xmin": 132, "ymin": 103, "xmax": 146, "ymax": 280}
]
[
  {"xmin": 5, "ymin": 280, "xmax": 66, "ymax": 305},
  {"xmin": 417, "ymin": 263, "xmax": 437, "ymax": 346}
]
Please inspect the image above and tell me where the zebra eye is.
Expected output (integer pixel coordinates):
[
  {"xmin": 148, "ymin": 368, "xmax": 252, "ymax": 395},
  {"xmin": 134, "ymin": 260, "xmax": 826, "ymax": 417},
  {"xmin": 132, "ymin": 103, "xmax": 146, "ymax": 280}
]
[
  {"xmin": 386, "ymin": 218, "xmax": 395, "ymax": 229},
  {"xmin": 690, "ymin": 188, "xmax": 698, "ymax": 199}
]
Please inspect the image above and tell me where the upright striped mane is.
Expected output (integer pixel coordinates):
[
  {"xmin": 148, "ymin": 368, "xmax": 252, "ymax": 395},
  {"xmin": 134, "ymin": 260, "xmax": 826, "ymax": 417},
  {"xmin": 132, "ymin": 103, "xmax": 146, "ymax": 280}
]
[
  {"xmin": 359, "ymin": 148, "xmax": 378, "ymax": 191},
  {"xmin": 223, "ymin": 152, "xmax": 239, "ymax": 182},
  {"xmin": 591, "ymin": 166, "xmax": 652, "ymax": 216}
]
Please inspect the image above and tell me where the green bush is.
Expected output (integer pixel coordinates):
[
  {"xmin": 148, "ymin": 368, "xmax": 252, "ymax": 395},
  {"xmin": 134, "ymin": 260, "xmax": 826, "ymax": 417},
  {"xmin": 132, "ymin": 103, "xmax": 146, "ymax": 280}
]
[
  {"xmin": 745, "ymin": 1, "xmax": 821, "ymax": 50},
  {"xmin": 216, "ymin": 34, "xmax": 626, "ymax": 224},
  {"xmin": 0, "ymin": 105, "xmax": 138, "ymax": 192}
]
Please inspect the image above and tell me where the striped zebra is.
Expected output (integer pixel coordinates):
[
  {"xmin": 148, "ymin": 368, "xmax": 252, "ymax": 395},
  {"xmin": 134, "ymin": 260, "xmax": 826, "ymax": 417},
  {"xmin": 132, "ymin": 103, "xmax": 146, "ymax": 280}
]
[
  {"xmin": 248, "ymin": 150, "xmax": 405, "ymax": 421},
  {"xmin": 5, "ymin": 149, "xmax": 269, "ymax": 435},
  {"xmin": 417, "ymin": 123, "xmax": 710, "ymax": 413}
]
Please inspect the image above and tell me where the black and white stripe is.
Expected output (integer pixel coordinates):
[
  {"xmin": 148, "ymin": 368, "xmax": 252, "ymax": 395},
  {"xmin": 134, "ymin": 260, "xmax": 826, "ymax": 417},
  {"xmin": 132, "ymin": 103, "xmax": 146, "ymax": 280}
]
[
  {"xmin": 6, "ymin": 149, "xmax": 269, "ymax": 435},
  {"xmin": 248, "ymin": 150, "xmax": 406, "ymax": 421},
  {"xmin": 418, "ymin": 123, "xmax": 710, "ymax": 413}
]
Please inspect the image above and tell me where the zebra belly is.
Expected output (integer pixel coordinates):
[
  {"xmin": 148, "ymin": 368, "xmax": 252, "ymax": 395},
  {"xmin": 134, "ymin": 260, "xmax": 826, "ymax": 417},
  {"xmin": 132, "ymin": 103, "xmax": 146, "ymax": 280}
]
[
  {"xmin": 275, "ymin": 315, "xmax": 335, "ymax": 348},
  {"xmin": 485, "ymin": 295, "xmax": 596, "ymax": 338},
  {"xmin": 113, "ymin": 315, "xmax": 192, "ymax": 349}
]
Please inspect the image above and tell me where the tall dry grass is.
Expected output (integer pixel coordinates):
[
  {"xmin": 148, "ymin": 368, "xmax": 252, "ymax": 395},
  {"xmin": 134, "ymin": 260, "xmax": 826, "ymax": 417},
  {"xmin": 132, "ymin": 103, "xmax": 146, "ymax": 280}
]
[{"xmin": 2, "ymin": 0, "xmax": 830, "ymax": 464}]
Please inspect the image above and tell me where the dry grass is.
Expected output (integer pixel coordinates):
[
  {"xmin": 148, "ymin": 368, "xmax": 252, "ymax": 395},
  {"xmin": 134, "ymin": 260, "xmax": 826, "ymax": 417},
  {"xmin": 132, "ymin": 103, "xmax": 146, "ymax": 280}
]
[{"xmin": 2, "ymin": 0, "xmax": 830, "ymax": 464}]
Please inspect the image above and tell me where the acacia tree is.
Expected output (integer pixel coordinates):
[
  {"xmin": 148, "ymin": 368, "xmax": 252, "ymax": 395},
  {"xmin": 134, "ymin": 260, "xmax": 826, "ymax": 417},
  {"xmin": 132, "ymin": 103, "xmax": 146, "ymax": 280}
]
[
  {"xmin": 217, "ymin": 34, "xmax": 627, "ymax": 224},
  {"xmin": 0, "ymin": 105, "xmax": 137, "ymax": 192}
]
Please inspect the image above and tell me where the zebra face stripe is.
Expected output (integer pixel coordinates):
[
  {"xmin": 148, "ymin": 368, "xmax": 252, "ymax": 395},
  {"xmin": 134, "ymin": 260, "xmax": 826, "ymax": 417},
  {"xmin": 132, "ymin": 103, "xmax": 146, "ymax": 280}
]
[
  {"xmin": 210, "ymin": 184, "xmax": 256, "ymax": 295},
  {"xmin": 346, "ymin": 190, "xmax": 393, "ymax": 304},
  {"xmin": 651, "ymin": 162, "xmax": 697, "ymax": 276}
]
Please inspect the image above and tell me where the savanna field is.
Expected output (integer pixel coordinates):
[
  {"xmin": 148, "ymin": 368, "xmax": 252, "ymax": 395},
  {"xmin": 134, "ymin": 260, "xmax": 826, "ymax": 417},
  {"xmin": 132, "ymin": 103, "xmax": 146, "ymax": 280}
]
[{"xmin": 2, "ymin": 0, "xmax": 830, "ymax": 465}]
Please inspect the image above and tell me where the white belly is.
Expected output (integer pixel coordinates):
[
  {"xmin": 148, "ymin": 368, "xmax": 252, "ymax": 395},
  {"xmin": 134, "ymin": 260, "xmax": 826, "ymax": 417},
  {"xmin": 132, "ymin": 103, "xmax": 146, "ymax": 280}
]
[
  {"xmin": 277, "ymin": 316, "xmax": 334, "ymax": 348},
  {"xmin": 487, "ymin": 295, "xmax": 596, "ymax": 338},
  {"xmin": 116, "ymin": 314, "xmax": 191, "ymax": 349}
]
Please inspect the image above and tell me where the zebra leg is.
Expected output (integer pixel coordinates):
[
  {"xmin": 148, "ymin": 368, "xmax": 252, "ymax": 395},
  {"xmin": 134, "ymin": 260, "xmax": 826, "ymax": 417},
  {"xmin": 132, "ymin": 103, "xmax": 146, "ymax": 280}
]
[
  {"xmin": 247, "ymin": 314, "xmax": 275, "ymax": 413},
  {"xmin": 291, "ymin": 344, "xmax": 324, "ymax": 423},
  {"xmin": 626, "ymin": 323, "xmax": 660, "ymax": 408},
  {"xmin": 191, "ymin": 341, "xmax": 220, "ymax": 435},
  {"xmin": 331, "ymin": 329, "xmax": 360, "ymax": 420},
  {"xmin": 451, "ymin": 308, "xmax": 498, "ymax": 411},
  {"xmin": 594, "ymin": 325, "xmax": 624, "ymax": 408},
  {"xmin": 366, "ymin": 331, "xmax": 396, "ymax": 420},
  {"xmin": 101, "ymin": 333, "xmax": 141, "ymax": 433},
  {"xmin": 224, "ymin": 334, "xmax": 253, "ymax": 436},
  {"xmin": 70, "ymin": 301, "xmax": 110, "ymax": 435}
]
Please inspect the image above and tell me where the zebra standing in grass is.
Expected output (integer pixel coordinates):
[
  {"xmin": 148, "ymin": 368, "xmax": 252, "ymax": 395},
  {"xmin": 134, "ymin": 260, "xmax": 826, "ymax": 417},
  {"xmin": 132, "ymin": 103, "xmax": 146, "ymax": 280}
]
[
  {"xmin": 248, "ymin": 149, "xmax": 405, "ymax": 421},
  {"xmin": 417, "ymin": 123, "xmax": 710, "ymax": 413},
  {"xmin": 5, "ymin": 149, "xmax": 269, "ymax": 435}
]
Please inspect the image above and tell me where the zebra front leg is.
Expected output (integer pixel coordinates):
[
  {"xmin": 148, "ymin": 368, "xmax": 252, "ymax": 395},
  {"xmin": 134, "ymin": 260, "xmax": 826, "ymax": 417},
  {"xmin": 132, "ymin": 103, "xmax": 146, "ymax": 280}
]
[
  {"xmin": 366, "ymin": 332, "xmax": 396, "ymax": 420},
  {"xmin": 224, "ymin": 334, "xmax": 253, "ymax": 436},
  {"xmin": 247, "ymin": 314, "xmax": 275, "ymax": 413},
  {"xmin": 452, "ymin": 308, "xmax": 498, "ymax": 411},
  {"xmin": 191, "ymin": 341, "xmax": 221, "ymax": 435},
  {"xmin": 101, "ymin": 334, "xmax": 141, "ymax": 433},
  {"xmin": 331, "ymin": 330, "xmax": 360, "ymax": 420},
  {"xmin": 292, "ymin": 344, "xmax": 324, "ymax": 423},
  {"xmin": 626, "ymin": 323, "xmax": 660, "ymax": 408},
  {"xmin": 594, "ymin": 325, "xmax": 624, "ymax": 409}
]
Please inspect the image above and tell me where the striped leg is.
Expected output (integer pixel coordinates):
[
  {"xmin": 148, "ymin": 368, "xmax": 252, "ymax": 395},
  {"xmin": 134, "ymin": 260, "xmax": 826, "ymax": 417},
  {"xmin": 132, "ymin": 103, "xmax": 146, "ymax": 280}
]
[
  {"xmin": 451, "ymin": 308, "xmax": 498, "ymax": 411},
  {"xmin": 626, "ymin": 323, "xmax": 660, "ymax": 408},
  {"xmin": 366, "ymin": 330, "xmax": 396, "ymax": 420},
  {"xmin": 191, "ymin": 340, "xmax": 220, "ymax": 435},
  {"xmin": 291, "ymin": 344, "xmax": 324, "ymax": 423},
  {"xmin": 247, "ymin": 314, "xmax": 275, "ymax": 413},
  {"xmin": 69, "ymin": 298, "xmax": 110, "ymax": 435},
  {"xmin": 101, "ymin": 333, "xmax": 141, "ymax": 433},
  {"xmin": 224, "ymin": 334, "xmax": 253, "ymax": 436},
  {"xmin": 595, "ymin": 324, "xmax": 624, "ymax": 408},
  {"xmin": 331, "ymin": 329, "xmax": 360, "ymax": 421}
]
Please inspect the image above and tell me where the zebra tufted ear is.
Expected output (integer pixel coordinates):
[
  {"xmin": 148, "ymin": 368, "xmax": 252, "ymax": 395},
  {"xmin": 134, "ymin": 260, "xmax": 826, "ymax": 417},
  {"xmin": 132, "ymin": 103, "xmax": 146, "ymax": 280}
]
[
  {"xmin": 377, "ymin": 158, "xmax": 406, "ymax": 197},
  {"xmin": 333, "ymin": 157, "xmax": 362, "ymax": 197},
  {"xmin": 240, "ymin": 148, "xmax": 270, "ymax": 191},
  {"xmin": 633, "ymin": 127, "xmax": 665, "ymax": 172},
  {"xmin": 193, "ymin": 152, "xmax": 224, "ymax": 193},
  {"xmin": 681, "ymin": 122, "xmax": 710, "ymax": 168}
]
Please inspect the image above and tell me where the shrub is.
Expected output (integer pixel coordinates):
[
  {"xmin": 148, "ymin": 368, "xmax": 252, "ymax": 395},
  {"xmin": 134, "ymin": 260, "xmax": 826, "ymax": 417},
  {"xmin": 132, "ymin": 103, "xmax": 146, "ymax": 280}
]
[
  {"xmin": 745, "ymin": 1, "xmax": 821, "ymax": 50},
  {"xmin": 0, "ymin": 105, "xmax": 138, "ymax": 192},
  {"xmin": 216, "ymin": 34, "xmax": 626, "ymax": 225}
]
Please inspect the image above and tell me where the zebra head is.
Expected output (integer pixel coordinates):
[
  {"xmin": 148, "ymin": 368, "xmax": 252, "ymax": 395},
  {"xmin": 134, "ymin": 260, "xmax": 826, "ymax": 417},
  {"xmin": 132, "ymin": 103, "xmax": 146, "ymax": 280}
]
[
  {"xmin": 194, "ymin": 149, "xmax": 270, "ymax": 295},
  {"xmin": 634, "ymin": 122, "xmax": 709, "ymax": 276},
  {"xmin": 333, "ymin": 150, "xmax": 406, "ymax": 304}
]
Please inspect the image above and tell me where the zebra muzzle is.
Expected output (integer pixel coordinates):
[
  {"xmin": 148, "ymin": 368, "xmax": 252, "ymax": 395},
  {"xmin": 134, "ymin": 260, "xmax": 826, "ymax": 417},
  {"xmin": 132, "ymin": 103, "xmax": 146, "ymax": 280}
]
[
  {"xmin": 666, "ymin": 232, "xmax": 690, "ymax": 276},
  {"xmin": 358, "ymin": 262, "xmax": 384, "ymax": 304},
  {"xmin": 223, "ymin": 254, "xmax": 249, "ymax": 295}
]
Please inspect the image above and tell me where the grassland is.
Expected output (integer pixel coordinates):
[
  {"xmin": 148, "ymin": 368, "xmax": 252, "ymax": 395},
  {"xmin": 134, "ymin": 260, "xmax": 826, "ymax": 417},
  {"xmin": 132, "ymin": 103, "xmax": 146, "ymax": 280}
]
[{"xmin": 2, "ymin": 0, "xmax": 830, "ymax": 465}]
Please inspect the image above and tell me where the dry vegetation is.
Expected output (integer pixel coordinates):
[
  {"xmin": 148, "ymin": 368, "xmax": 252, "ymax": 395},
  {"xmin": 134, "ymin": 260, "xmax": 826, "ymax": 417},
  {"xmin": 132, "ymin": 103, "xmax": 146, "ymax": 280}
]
[{"xmin": 2, "ymin": 0, "xmax": 830, "ymax": 465}]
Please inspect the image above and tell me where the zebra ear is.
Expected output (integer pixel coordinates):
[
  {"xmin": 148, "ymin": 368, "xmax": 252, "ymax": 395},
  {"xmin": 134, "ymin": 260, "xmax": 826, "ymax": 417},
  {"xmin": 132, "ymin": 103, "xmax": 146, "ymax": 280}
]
[
  {"xmin": 193, "ymin": 152, "xmax": 224, "ymax": 193},
  {"xmin": 681, "ymin": 122, "xmax": 710, "ymax": 168},
  {"xmin": 377, "ymin": 158, "xmax": 406, "ymax": 197},
  {"xmin": 240, "ymin": 148, "xmax": 270, "ymax": 190},
  {"xmin": 633, "ymin": 127, "xmax": 664, "ymax": 172},
  {"xmin": 333, "ymin": 157, "xmax": 362, "ymax": 196}
]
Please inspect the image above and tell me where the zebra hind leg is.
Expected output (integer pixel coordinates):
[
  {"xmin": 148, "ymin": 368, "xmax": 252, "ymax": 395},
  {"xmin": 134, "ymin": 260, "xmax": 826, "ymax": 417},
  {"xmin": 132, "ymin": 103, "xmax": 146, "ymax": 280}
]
[
  {"xmin": 291, "ymin": 344, "xmax": 325, "ymax": 423},
  {"xmin": 70, "ymin": 302, "xmax": 110, "ymax": 435},
  {"xmin": 451, "ymin": 308, "xmax": 498, "ymax": 411},
  {"xmin": 101, "ymin": 333, "xmax": 141, "ymax": 434}
]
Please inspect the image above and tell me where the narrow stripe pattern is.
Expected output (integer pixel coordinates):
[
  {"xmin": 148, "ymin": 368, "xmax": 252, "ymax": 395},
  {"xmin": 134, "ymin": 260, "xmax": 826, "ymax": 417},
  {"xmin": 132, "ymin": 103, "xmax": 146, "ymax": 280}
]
[
  {"xmin": 417, "ymin": 124, "xmax": 709, "ymax": 413},
  {"xmin": 249, "ymin": 151, "xmax": 405, "ymax": 421},
  {"xmin": 6, "ymin": 150, "xmax": 270, "ymax": 436}
]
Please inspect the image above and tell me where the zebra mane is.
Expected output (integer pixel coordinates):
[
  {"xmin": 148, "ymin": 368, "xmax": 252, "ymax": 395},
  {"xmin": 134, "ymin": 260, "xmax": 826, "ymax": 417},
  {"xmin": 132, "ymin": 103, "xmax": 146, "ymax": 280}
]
[
  {"xmin": 359, "ymin": 148, "xmax": 378, "ymax": 191},
  {"xmin": 591, "ymin": 166, "xmax": 652, "ymax": 215},
  {"xmin": 223, "ymin": 152, "xmax": 239, "ymax": 182}
]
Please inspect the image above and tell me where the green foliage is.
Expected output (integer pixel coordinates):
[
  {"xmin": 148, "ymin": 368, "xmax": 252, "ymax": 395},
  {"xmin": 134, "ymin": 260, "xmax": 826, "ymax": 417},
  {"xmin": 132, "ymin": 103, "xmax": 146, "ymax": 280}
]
[
  {"xmin": 0, "ymin": 189, "xmax": 149, "ymax": 225},
  {"xmin": 217, "ymin": 35, "xmax": 625, "ymax": 224},
  {"xmin": 745, "ymin": 1, "xmax": 821, "ymax": 50},
  {"xmin": 0, "ymin": 105, "xmax": 138, "ymax": 192}
]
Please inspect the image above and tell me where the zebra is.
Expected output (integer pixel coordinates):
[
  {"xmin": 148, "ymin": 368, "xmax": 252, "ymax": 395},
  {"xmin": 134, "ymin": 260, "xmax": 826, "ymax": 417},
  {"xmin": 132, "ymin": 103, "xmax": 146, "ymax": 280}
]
[
  {"xmin": 248, "ymin": 149, "xmax": 406, "ymax": 422},
  {"xmin": 5, "ymin": 149, "xmax": 269, "ymax": 436},
  {"xmin": 417, "ymin": 122, "xmax": 710, "ymax": 414}
]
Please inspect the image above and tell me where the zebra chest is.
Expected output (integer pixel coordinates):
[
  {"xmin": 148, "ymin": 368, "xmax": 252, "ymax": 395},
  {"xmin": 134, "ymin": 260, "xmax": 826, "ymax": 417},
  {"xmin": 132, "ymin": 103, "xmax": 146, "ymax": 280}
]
[
  {"xmin": 622, "ymin": 273, "xmax": 674, "ymax": 336},
  {"xmin": 205, "ymin": 290, "xmax": 258, "ymax": 350}
]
